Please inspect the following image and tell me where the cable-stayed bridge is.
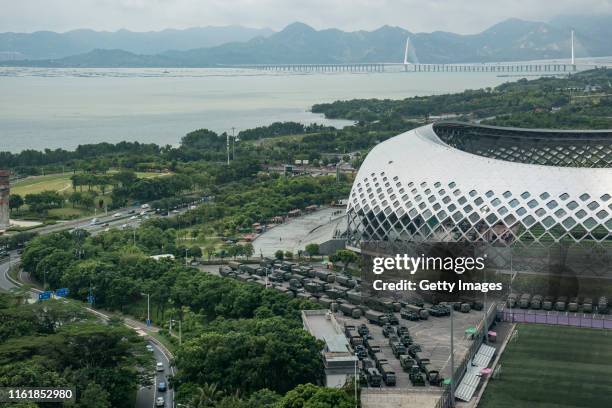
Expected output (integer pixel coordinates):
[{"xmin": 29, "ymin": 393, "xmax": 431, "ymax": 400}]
[{"xmin": 236, "ymin": 30, "xmax": 612, "ymax": 73}]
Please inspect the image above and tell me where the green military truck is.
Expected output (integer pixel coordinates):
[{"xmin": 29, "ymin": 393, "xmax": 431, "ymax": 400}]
[{"xmin": 365, "ymin": 310, "xmax": 388, "ymax": 325}]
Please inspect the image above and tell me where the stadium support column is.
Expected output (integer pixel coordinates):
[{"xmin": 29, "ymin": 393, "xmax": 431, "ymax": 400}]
[{"xmin": 0, "ymin": 170, "xmax": 9, "ymax": 230}]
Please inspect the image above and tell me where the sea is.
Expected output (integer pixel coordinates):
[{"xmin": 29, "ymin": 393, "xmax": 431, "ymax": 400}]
[{"xmin": 0, "ymin": 67, "xmax": 543, "ymax": 153}]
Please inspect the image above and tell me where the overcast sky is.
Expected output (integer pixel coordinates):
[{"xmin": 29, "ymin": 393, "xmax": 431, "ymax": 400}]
[{"xmin": 1, "ymin": 0, "xmax": 611, "ymax": 34}]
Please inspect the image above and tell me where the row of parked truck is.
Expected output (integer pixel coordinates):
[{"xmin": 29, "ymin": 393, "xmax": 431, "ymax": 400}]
[
  {"xmin": 345, "ymin": 320, "xmax": 444, "ymax": 388},
  {"xmin": 506, "ymin": 293, "xmax": 609, "ymax": 314}
]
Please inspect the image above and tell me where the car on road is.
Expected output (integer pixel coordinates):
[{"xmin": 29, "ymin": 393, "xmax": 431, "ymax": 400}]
[
  {"xmin": 128, "ymin": 209, "xmax": 136, "ymax": 214},
  {"xmin": 90, "ymin": 218, "xmax": 98, "ymax": 225},
  {"xmin": 113, "ymin": 212, "xmax": 122, "ymax": 217},
  {"xmin": 155, "ymin": 396, "xmax": 165, "ymax": 407},
  {"xmin": 157, "ymin": 382, "xmax": 167, "ymax": 392},
  {"xmin": 130, "ymin": 215, "xmax": 138, "ymax": 220},
  {"xmin": 156, "ymin": 362, "xmax": 164, "ymax": 372},
  {"xmin": 146, "ymin": 344, "xmax": 154, "ymax": 352}
]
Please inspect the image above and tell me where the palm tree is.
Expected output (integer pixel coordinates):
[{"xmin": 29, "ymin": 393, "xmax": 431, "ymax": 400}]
[{"xmin": 190, "ymin": 383, "xmax": 223, "ymax": 408}]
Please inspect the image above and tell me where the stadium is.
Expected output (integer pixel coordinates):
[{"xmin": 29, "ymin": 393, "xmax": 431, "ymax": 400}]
[{"xmin": 346, "ymin": 122, "xmax": 612, "ymax": 277}]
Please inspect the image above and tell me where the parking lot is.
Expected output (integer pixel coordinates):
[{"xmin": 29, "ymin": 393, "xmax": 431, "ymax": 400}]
[{"xmin": 210, "ymin": 259, "xmax": 488, "ymax": 399}]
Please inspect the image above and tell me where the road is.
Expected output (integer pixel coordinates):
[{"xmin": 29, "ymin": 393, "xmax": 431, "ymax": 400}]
[
  {"xmin": 0, "ymin": 254, "xmax": 175, "ymax": 408},
  {"xmin": 252, "ymin": 207, "xmax": 345, "ymax": 257}
]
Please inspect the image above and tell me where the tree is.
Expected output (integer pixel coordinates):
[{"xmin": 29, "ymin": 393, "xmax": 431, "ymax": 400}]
[
  {"xmin": 274, "ymin": 250, "xmax": 284, "ymax": 260},
  {"xmin": 79, "ymin": 382, "xmax": 111, "ymax": 408},
  {"xmin": 305, "ymin": 243, "xmax": 319, "ymax": 260},
  {"xmin": 276, "ymin": 383, "xmax": 354, "ymax": 408},
  {"xmin": 190, "ymin": 383, "xmax": 224, "ymax": 408},
  {"xmin": 243, "ymin": 243, "xmax": 254, "ymax": 260},
  {"xmin": 9, "ymin": 194, "xmax": 24, "ymax": 213},
  {"xmin": 205, "ymin": 245, "xmax": 216, "ymax": 261},
  {"xmin": 331, "ymin": 249, "xmax": 358, "ymax": 272},
  {"xmin": 284, "ymin": 251, "xmax": 293, "ymax": 260},
  {"xmin": 188, "ymin": 245, "xmax": 203, "ymax": 259}
]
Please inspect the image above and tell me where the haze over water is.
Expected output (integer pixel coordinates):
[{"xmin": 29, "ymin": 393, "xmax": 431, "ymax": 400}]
[{"xmin": 1, "ymin": 67, "xmax": 521, "ymax": 153}]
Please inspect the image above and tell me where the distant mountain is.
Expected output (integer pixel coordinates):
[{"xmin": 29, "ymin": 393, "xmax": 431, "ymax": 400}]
[
  {"xmin": 3, "ymin": 15, "xmax": 612, "ymax": 67},
  {"xmin": 0, "ymin": 26, "xmax": 274, "ymax": 60}
]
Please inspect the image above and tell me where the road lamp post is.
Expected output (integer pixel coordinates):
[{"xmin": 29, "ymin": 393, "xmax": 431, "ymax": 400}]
[
  {"xmin": 170, "ymin": 319, "xmax": 182, "ymax": 345},
  {"xmin": 141, "ymin": 292, "xmax": 151, "ymax": 326},
  {"xmin": 450, "ymin": 306, "xmax": 455, "ymax": 407}
]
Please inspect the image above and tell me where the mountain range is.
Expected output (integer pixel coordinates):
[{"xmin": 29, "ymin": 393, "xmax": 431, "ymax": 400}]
[{"xmin": 1, "ymin": 15, "xmax": 611, "ymax": 67}]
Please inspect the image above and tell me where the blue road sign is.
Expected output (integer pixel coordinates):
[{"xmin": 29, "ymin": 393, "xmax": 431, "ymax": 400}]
[
  {"xmin": 146, "ymin": 319, "xmax": 152, "ymax": 327},
  {"xmin": 38, "ymin": 291, "xmax": 52, "ymax": 300},
  {"xmin": 55, "ymin": 288, "xmax": 69, "ymax": 297},
  {"xmin": 87, "ymin": 294, "xmax": 95, "ymax": 304}
]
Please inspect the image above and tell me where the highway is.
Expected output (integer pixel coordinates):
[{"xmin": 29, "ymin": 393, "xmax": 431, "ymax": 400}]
[{"xmin": 0, "ymin": 252, "xmax": 176, "ymax": 408}]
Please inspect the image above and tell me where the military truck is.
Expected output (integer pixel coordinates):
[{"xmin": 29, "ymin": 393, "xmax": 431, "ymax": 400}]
[
  {"xmin": 385, "ymin": 313, "xmax": 400, "ymax": 325},
  {"xmin": 366, "ymin": 368, "xmax": 382, "ymax": 387},
  {"xmin": 460, "ymin": 303, "xmax": 471, "ymax": 313},
  {"xmin": 583, "ymin": 297, "xmax": 593, "ymax": 313},
  {"xmin": 324, "ymin": 288, "xmax": 344, "ymax": 299},
  {"xmin": 346, "ymin": 291, "xmax": 363, "ymax": 305},
  {"xmin": 396, "ymin": 326, "xmax": 409, "ymax": 337},
  {"xmin": 318, "ymin": 297, "xmax": 332, "ymax": 308},
  {"xmin": 365, "ymin": 310, "xmax": 388, "ymax": 325},
  {"xmin": 365, "ymin": 297, "xmax": 395, "ymax": 313},
  {"xmin": 400, "ymin": 334, "xmax": 413, "ymax": 347},
  {"xmin": 336, "ymin": 275, "xmax": 357, "ymax": 288},
  {"xmin": 542, "ymin": 296, "xmax": 554, "ymax": 311},
  {"xmin": 391, "ymin": 342, "xmax": 407, "ymax": 358},
  {"xmin": 379, "ymin": 364, "xmax": 396, "ymax": 386},
  {"xmin": 382, "ymin": 323, "xmax": 394, "ymax": 338},
  {"xmin": 404, "ymin": 304, "xmax": 429, "ymax": 320},
  {"xmin": 568, "ymin": 297, "xmax": 579, "ymax": 312},
  {"xmin": 530, "ymin": 294, "xmax": 543, "ymax": 310},
  {"xmin": 555, "ymin": 296, "xmax": 568, "ymax": 311},
  {"xmin": 427, "ymin": 304, "xmax": 450, "ymax": 317},
  {"xmin": 598, "ymin": 296, "xmax": 609, "ymax": 314},
  {"xmin": 401, "ymin": 309, "xmax": 420, "ymax": 321},
  {"xmin": 400, "ymin": 355, "xmax": 416, "ymax": 371},
  {"xmin": 409, "ymin": 365, "xmax": 426, "ymax": 386},
  {"xmin": 219, "ymin": 266, "xmax": 232, "ymax": 276},
  {"xmin": 357, "ymin": 324, "xmax": 369, "ymax": 337},
  {"xmin": 340, "ymin": 303, "xmax": 362, "ymax": 318},
  {"xmin": 354, "ymin": 345, "xmax": 368, "ymax": 359},
  {"xmin": 471, "ymin": 301, "xmax": 484, "ymax": 311},
  {"xmin": 425, "ymin": 368, "xmax": 443, "ymax": 386},
  {"xmin": 289, "ymin": 278, "xmax": 302, "ymax": 290},
  {"xmin": 304, "ymin": 281, "xmax": 324, "ymax": 294},
  {"xmin": 506, "ymin": 293, "xmax": 518, "ymax": 308},
  {"xmin": 519, "ymin": 293, "xmax": 531, "ymax": 309}
]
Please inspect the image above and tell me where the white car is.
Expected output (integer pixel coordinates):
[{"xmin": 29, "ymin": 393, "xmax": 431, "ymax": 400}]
[
  {"xmin": 113, "ymin": 212, "xmax": 121, "ymax": 217},
  {"xmin": 155, "ymin": 396, "xmax": 165, "ymax": 407},
  {"xmin": 156, "ymin": 362, "xmax": 164, "ymax": 372},
  {"xmin": 130, "ymin": 216, "xmax": 137, "ymax": 220},
  {"xmin": 146, "ymin": 344, "xmax": 154, "ymax": 352}
]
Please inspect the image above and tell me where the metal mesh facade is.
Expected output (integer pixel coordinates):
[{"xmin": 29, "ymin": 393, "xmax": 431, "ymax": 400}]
[{"xmin": 346, "ymin": 123, "xmax": 612, "ymax": 275}]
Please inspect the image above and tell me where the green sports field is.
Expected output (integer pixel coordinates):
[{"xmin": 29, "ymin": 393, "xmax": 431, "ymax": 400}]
[
  {"xmin": 11, "ymin": 171, "xmax": 169, "ymax": 196},
  {"xmin": 479, "ymin": 324, "xmax": 612, "ymax": 408}
]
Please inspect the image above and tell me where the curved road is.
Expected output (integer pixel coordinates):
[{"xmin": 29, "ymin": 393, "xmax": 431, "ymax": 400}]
[{"xmin": 0, "ymin": 254, "xmax": 174, "ymax": 408}]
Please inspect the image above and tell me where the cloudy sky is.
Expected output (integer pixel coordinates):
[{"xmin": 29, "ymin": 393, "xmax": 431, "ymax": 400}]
[{"xmin": 1, "ymin": 0, "xmax": 611, "ymax": 33}]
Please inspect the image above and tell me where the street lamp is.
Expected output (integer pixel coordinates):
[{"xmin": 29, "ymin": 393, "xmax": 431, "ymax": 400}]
[
  {"xmin": 170, "ymin": 319, "xmax": 182, "ymax": 345},
  {"xmin": 141, "ymin": 292, "xmax": 151, "ymax": 327},
  {"xmin": 450, "ymin": 306, "xmax": 455, "ymax": 407}
]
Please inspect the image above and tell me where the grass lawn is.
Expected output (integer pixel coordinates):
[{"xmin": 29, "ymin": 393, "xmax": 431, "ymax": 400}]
[
  {"xmin": 11, "ymin": 171, "xmax": 170, "ymax": 196},
  {"xmin": 479, "ymin": 324, "xmax": 612, "ymax": 408},
  {"xmin": 11, "ymin": 173, "xmax": 74, "ymax": 196}
]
